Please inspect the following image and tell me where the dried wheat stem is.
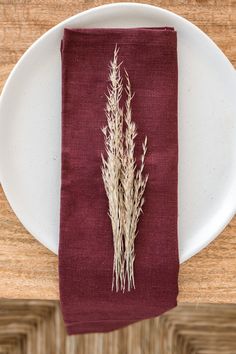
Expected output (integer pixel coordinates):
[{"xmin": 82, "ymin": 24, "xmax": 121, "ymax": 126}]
[
  {"xmin": 101, "ymin": 46, "xmax": 124, "ymax": 291},
  {"xmin": 102, "ymin": 46, "xmax": 148, "ymax": 292},
  {"xmin": 122, "ymin": 72, "xmax": 148, "ymax": 290}
]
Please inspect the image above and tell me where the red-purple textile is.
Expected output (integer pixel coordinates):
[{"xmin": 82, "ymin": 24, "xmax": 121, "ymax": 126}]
[{"xmin": 59, "ymin": 27, "xmax": 179, "ymax": 335}]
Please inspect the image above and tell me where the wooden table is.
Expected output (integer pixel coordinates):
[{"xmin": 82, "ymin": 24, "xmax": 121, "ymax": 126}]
[{"xmin": 0, "ymin": 0, "xmax": 235, "ymax": 303}]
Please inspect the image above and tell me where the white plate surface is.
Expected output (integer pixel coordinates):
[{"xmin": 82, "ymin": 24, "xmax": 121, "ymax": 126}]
[{"xmin": 0, "ymin": 3, "xmax": 236, "ymax": 263}]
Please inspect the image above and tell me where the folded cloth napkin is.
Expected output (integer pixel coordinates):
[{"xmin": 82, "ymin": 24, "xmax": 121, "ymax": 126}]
[{"xmin": 59, "ymin": 27, "xmax": 179, "ymax": 335}]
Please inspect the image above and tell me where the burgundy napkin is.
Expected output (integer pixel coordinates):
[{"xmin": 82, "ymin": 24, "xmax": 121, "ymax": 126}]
[{"xmin": 59, "ymin": 27, "xmax": 179, "ymax": 335}]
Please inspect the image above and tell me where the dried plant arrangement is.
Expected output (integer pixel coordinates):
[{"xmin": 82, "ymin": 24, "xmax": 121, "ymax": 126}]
[{"xmin": 101, "ymin": 46, "xmax": 148, "ymax": 292}]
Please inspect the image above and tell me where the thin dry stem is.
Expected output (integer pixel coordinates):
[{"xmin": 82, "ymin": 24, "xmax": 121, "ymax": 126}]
[
  {"xmin": 101, "ymin": 45, "xmax": 124, "ymax": 291},
  {"xmin": 101, "ymin": 46, "xmax": 148, "ymax": 292},
  {"xmin": 122, "ymin": 71, "xmax": 148, "ymax": 291}
]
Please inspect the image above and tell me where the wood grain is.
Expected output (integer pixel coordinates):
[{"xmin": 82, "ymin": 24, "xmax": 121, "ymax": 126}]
[{"xmin": 0, "ymin": 0, "xmax": 235, "ymax": 302}]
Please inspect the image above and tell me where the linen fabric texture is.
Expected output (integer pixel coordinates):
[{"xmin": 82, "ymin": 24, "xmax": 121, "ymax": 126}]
[{"xmin": 59, "ymin": 27, "xmax": 179, "ymax": 335}]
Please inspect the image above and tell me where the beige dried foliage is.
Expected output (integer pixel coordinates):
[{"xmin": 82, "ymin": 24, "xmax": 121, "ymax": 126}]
[{"xmin": 101, "ymin": 46, "xmax": 148, "ymax": 292}]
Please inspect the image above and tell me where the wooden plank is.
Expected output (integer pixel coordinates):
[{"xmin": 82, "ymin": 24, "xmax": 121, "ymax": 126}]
[{"xmin": 0, "ymin": 0, "xmax": 235, "ymax": 302}]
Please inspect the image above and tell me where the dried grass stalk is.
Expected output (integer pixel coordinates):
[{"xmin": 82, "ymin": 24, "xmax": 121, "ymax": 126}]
[
  {"xmin": 122, "ymin": 72, "xmax": 148, "ymax": 291},
  {"xmin": 101, "ymin": 46, "xmax": 148, "ymax": 292},
  {"xmin": 101, "ymin": 46, "xmax": 124, "ymax": 292}
]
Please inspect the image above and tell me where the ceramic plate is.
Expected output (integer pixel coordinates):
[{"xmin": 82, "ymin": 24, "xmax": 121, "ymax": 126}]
[{"xmin": 0, "ymin": 3, "xmax": 236, "ymax": 262}]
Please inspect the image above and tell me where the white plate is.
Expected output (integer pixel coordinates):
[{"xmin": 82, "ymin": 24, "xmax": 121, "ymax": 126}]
[{"xmin": 0, "ymin": 3, "xmax": 236, "ymax": 263}]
